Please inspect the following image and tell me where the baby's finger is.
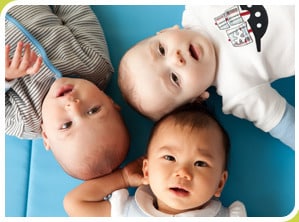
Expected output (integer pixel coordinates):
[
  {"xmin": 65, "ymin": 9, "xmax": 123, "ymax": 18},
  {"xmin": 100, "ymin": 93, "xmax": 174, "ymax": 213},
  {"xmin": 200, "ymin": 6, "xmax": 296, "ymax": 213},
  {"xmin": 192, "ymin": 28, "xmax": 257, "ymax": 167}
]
[
  {"xmin": 5, "ymin": 44, "xmax": 11, "ymax": 68},
  {"xmin": 18, "ymin": 44, "xmax": 31, "ymax": 71},
  {"xmin": 11, "ymin": 41, "xmax": 24, "ymax": 68},
  {"xmin": 26, "ymin": 56, "xmax": 42, "ymax": 75},
  {"xmin": 29, "ymin": 50, "xmax": 38, "ymax": 66}
]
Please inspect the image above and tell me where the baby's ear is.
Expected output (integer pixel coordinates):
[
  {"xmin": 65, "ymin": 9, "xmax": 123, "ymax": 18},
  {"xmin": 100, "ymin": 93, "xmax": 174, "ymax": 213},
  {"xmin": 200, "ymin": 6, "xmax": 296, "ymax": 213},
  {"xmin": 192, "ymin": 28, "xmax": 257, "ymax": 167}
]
[
  {"xmin": 214, "ymin": 171, "xmax": 228, "ymax": 198},
  {"xmin": 157, "ymin": 25, "xmax": 180, "ymax": 34},
  {"xmin": 191, "ymin": 91, "xmax": 210, "ymax": 103},
  {"xmin": 41, "ymin": 124, "xmax": 51, "ymax": 151},
  {"xmin": 142, "ymin": 159, "xmax": 150, "ymax": 185},
  {"xmin": 200, "ymin": 91, "xmax": 210, "ymax": 100},
  {"xmin": 110, "ymin": 98, "xmax": 121, "ymax": 111}
]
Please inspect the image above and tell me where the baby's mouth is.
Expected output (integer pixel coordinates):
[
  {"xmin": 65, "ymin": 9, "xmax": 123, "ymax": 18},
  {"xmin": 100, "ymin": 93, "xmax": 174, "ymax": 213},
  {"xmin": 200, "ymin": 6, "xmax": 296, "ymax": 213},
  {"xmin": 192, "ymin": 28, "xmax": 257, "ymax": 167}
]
[
  {"xmin": 189, "ymin": 44, "xmax": 200, "ymax": 61},
  {"xmin": 170, "ymin": 187, "xmax": 190, "ymax": 196},
  {"xmin": 56, "ymin": 84, "xmax": 74, "ymax": 97}
]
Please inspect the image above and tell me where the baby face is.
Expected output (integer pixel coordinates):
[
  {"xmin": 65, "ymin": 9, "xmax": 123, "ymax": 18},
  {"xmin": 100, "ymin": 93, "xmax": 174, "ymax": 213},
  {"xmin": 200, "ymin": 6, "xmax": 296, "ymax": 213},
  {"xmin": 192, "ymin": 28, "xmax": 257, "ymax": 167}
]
[
  {"xmin": 41, "ymin": 77, "xmax": 129, "ymax": 179},
  {"xmin": 142, "ymin": 119, "xmax": 227, "ymax": 214},
  {"xmin": 122, "ymin": 27, "xmax": 217, "ymax": 120}
]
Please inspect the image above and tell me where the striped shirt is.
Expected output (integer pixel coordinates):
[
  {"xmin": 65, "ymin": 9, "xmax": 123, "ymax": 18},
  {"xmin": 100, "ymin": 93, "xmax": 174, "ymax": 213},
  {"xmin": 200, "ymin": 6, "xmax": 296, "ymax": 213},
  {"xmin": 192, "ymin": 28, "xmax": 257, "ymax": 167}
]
[{"xmin": 5, "ymin": 5, "xmax": 114, "ymax": 139}]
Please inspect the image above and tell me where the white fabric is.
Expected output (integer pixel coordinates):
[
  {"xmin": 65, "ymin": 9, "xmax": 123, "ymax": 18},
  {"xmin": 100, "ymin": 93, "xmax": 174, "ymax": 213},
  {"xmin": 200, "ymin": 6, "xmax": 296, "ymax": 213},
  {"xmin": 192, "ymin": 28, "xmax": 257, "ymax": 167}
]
[
  {"xmin": 182, "ymin": 5, "xmax": 294, "ymax": 132},
  {"xmin": 109, "ymin": 185, "xmax": 246, "ymax": 217},
  {"xmin": 5, "ymin": 79, "xmax": 17, "ymax": 92}
]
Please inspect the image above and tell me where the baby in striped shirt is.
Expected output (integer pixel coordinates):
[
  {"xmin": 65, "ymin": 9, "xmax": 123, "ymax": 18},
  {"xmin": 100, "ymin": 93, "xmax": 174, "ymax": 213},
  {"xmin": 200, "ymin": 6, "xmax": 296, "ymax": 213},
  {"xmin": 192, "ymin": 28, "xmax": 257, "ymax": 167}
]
[{"xmin": 5, "ymin": 5, "xmax": 129, "ymax": 180}]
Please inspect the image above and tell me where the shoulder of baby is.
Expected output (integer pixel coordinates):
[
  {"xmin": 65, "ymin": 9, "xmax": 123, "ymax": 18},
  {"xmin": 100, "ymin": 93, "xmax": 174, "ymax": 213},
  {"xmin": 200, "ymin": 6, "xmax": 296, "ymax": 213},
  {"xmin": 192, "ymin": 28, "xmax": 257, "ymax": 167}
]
[
  {"xmin": 109, "ymin": 188, "xmax": 130, "ymax": 201},
  {"xmin": 228, "ymin": 200, "xmax": 247, "ymax": 217}
]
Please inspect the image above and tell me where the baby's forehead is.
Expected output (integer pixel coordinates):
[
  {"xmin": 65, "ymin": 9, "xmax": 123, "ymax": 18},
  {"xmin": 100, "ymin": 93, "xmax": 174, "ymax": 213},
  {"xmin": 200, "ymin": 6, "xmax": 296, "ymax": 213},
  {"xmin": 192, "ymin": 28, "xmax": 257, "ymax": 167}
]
[
  {"xmin": 159, "ymin": 113, "xmax": 217, "ymax": 129},
  {"xmin": 132, "ymin": 35, "xmax": 156, "ymax": 50},
  {"xmin": 154, "ymin": 114, "xmax": 225, "ymax": 140},
  {"xmin": 149, "ymin": 116, "xmax": 225, "ymax": 152}
]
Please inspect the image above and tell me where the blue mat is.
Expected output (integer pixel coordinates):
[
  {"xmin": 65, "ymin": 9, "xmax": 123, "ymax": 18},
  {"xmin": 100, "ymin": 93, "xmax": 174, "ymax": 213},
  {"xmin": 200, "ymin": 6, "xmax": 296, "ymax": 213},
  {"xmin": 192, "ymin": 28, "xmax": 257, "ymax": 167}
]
[{"xmin": 5, "ymin": 5, "xmax": 295, "ymax": 218}]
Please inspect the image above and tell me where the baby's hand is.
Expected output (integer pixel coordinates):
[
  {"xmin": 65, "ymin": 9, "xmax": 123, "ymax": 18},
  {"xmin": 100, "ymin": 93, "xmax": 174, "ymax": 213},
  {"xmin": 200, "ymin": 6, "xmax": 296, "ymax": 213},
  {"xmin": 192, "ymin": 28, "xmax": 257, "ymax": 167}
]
[
  {"xmin": 121, "ymin": 156, "xmax": 145, "ymax": 188},
  {"xmin": 5, "ymin": 41, "xmax": 42, "ymax": 81}
]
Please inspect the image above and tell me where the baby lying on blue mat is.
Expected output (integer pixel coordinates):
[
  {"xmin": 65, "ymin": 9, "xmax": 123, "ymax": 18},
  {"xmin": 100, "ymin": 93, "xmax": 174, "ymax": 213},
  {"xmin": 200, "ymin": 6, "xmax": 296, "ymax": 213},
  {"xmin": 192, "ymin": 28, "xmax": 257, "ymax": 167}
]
[
  {"xmin": 5, "ymin": 5, "xmax": 129, "ymax": 180},
  {"xmin": 5, "ymin": 5, "xmax": 295, "ymax": 218}
]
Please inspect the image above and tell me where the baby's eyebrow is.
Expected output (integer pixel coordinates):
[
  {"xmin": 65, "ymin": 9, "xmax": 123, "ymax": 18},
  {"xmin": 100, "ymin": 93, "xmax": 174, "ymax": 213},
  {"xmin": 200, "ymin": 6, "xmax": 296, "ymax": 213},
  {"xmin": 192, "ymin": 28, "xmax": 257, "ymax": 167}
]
[
  {"xmin": 157, "ymin": 145, "xmax": 214, "ymax": 161},
  {"xmin": 196, "ymin": 148, "xmax": 214, "ymax": 160},
  {"xmin": 56, "ymin": 128, "xmax": 71, "ymax": 140},
  {"xmin": 149, "ymin": 40, "xmax": 158, "ymax": 59},
  {"xmin": 157, "ymin": 146, "xmax": 173, "ymax": 152},
  {"xmin": 156, "ymin": 146, "xmax": 179, "ymax": 155}
]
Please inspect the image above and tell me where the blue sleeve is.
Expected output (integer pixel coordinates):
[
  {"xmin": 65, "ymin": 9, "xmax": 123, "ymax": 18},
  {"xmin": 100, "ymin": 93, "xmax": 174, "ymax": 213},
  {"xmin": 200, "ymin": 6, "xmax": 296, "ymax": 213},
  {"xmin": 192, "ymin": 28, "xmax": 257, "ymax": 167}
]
[{"xmin": 269, "ymin": 103, "xmax": 294, "ymax": 150}]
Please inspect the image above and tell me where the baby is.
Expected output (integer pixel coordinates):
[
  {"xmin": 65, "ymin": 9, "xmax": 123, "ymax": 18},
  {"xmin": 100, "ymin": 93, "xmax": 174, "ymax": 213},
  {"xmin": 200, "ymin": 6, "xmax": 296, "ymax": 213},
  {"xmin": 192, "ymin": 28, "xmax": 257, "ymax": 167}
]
[
  {"xmin": 40, "ymin": 77, "xmax": 129, "ymax": 180},
  {"xmin": 118, "ymin": 5, "xmax": 294, "ymax": 149},
  {"xmin": 5, "ymin": 5, "xmax": 129, "ymax": 180},
  {"xmin": 64, "ymin": 103, "xmax": 246, "ymax": 217}
]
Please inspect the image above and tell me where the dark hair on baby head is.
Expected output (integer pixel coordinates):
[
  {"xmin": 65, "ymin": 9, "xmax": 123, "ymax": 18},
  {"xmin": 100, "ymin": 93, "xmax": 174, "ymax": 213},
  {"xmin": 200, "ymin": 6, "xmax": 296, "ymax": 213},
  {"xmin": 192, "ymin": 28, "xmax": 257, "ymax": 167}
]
[{"xmin": 148, "ymin": 102, "xmax": 231, "ymax": 170}]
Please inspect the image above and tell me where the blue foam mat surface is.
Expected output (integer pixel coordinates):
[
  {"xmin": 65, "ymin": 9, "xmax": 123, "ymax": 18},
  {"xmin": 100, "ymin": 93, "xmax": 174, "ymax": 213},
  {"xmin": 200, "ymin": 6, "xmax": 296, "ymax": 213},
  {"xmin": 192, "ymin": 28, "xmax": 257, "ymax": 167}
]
[{"xmin": 5, "ymin": 5, "xmax": 295, "ymax": 217}]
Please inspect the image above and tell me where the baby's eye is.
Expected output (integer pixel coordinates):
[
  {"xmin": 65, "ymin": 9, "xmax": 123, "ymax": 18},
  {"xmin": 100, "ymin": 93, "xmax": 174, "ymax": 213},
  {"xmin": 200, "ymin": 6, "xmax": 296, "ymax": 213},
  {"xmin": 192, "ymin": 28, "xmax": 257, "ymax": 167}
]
[
  {"xmin": 87, "ymin": 106, "xmax": 101, "ymax": 115},
  {"xmin": 61, "ymin": 121, "xmax": 72, "ymax": 130},
  {"xmin": 158, "ymin": 43, "xmax": 165, "ymax": 56},
  {"xmin": 194, "ymin": 160, "xmax": 208, "ymax": 167},
  {"xmin": 171, "ymin": 73, "xmax": 179, "ymax": 86},
  {"xmin": 164, "ymin": 155, "xmax": 175, "ymax": 161}
]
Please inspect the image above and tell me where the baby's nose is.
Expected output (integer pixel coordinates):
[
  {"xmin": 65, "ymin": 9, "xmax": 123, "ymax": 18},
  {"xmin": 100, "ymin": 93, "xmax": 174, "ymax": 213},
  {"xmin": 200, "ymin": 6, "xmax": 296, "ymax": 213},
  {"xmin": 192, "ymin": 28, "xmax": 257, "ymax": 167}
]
[
  {"xmin": 175, "ymin": 50, "xmax": 185, "ymax": 65},
  {"xmin": 175, "ymin": 166, "xmax": 192, "ymax": 180},
  {"xmin": 65, "ymin": 97, "xmax": 80, "ymax": 109}
]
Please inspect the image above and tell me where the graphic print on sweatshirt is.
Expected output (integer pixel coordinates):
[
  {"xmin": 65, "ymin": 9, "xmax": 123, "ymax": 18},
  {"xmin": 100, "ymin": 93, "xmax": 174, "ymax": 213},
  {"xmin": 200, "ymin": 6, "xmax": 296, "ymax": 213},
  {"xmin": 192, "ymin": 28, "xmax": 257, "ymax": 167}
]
[{"xmin": 214, "ymin": 5, "xmax": 268, "ymax": 52}]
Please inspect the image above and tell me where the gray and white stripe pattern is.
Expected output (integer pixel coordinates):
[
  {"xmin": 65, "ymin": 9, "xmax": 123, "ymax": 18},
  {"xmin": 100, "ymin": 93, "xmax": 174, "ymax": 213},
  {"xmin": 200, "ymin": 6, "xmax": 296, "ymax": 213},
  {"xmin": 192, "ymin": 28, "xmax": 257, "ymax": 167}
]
[{"xmin": 5, "ymin": 5, "xmax": 114, "ymax": 138}]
